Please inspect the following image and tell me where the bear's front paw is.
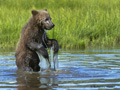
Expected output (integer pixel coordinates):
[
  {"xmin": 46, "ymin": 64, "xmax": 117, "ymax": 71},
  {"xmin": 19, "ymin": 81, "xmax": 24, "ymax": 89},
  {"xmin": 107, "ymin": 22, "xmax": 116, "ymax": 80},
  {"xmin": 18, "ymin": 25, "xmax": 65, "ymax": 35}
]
[{"xmin": 53, "ymin": 40, "xmax": 59, "ymax": 53}]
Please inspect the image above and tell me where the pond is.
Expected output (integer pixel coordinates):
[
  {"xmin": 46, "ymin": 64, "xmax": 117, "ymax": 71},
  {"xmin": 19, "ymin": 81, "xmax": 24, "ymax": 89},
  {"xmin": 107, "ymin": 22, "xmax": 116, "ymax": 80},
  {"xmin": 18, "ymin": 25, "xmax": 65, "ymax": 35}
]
[{"xmin": 0, "ymin": 48, "xmax": 120, "ymax": 90}]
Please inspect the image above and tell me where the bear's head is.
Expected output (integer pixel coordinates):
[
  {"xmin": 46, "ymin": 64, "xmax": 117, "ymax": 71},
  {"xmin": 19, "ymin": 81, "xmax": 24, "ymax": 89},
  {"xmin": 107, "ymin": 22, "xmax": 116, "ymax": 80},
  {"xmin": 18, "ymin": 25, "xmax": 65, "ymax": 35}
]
[{"xmin": 31, "ymin": 9, "xmax": 55, "ymax": 30}]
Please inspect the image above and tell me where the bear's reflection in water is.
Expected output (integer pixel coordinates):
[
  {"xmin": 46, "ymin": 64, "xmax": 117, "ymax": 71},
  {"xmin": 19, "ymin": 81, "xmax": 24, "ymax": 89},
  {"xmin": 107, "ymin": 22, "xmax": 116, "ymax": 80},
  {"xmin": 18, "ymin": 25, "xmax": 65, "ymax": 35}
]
[{"xmin": 16, "ymin": 71, "xmax": 60, "ymax": 90}]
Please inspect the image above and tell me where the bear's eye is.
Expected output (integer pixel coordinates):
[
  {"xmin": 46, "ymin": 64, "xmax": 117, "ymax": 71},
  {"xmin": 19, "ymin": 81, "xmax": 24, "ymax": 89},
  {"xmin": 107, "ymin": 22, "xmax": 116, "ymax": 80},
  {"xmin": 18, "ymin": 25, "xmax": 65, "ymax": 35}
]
[{"xmin": 45, "ymin": 18, "xmax": 49, "ymax": 21}]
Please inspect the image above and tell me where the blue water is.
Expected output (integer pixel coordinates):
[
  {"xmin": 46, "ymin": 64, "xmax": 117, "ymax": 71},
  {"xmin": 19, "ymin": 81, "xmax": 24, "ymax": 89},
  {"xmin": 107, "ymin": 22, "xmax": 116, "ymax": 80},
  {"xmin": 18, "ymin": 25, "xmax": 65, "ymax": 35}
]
[{"xmin": 0, "ymin": 48, "xmax": 120, "ymax": 90}]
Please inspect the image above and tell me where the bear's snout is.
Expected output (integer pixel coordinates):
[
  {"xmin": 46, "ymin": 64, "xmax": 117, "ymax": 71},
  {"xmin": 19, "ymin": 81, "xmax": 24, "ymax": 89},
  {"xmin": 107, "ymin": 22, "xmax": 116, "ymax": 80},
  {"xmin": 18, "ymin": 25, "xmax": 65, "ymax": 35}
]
[{"xmin": 52, "ymin": 24, "xmax": 55, "ymax": 28}]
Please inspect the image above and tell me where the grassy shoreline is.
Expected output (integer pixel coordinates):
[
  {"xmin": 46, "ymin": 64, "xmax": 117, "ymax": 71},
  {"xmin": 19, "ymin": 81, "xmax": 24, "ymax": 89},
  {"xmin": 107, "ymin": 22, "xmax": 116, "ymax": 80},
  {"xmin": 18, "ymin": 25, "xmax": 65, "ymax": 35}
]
[{"xmin": 0, "ymin": 0, "xmax": 120, "ymax": 49}]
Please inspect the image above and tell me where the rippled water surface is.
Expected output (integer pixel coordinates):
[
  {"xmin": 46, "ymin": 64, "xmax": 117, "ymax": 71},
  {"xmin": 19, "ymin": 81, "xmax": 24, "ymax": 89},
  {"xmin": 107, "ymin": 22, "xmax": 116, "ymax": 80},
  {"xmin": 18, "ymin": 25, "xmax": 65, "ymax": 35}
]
[{"xmin": 0, "ymin": 48, "xmax": 120, "ymax": 90}]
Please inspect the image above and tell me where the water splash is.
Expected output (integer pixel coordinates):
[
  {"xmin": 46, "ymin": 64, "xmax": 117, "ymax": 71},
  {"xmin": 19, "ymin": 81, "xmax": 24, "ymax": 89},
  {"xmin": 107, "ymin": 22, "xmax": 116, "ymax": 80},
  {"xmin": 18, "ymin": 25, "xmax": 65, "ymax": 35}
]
[
  {"xmin": 50, "ymin": 46, "xmax": 59, "ymax": 70},
  {"xmin": 36, "ymin": 51, "xmax": 50, "ymax": 71}
]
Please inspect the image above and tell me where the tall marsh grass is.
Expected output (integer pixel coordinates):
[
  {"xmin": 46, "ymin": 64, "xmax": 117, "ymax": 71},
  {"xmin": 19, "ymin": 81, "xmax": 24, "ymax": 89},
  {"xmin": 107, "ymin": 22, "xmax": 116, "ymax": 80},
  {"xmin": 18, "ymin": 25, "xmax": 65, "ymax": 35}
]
[{"xmin": 0, "ymin": 0, "xmax": 120, "ymax": 49}]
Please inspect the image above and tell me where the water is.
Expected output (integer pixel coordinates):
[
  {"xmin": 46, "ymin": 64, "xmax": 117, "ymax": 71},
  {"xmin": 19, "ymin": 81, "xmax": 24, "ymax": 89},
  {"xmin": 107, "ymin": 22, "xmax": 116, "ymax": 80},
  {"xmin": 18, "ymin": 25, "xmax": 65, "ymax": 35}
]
[{"xmin": 0, "ymin": 48, "xmax": 120, "ymax": 90}]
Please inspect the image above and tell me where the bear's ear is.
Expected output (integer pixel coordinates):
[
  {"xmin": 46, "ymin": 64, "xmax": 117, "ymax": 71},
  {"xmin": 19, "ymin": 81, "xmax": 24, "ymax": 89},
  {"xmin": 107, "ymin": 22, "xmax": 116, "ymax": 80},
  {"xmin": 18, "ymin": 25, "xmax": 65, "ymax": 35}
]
[
  {"xmin": 44, "ymin": 9, "xmax": 47, "ymax": 11},
  {"xmin": 31, "ymin": 10, "xmax": 38, "ymax": 16}
]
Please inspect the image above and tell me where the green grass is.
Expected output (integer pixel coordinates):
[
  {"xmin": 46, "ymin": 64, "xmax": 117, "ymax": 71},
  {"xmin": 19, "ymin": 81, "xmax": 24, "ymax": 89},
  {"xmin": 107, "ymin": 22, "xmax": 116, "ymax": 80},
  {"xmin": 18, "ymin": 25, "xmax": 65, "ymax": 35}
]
[{"xmin": 0, "ymin": 0, "xmax": 120, "ymax": 49}]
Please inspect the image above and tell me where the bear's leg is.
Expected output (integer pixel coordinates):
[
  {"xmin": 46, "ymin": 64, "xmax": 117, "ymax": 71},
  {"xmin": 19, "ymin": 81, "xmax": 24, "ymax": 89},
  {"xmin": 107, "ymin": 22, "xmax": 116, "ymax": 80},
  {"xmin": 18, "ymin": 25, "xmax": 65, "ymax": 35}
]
[
  {"xmin": 32, "ymin": 58, "xmax": 40, "ymax": 72},
  {"xmin": 48, "ymin": 39, "xmax": 59, "ymax": 53},
  {"xmin": 48, "ymin": 39, "xmax": 59, "ymax": 70},
  {"xmin": 25, "ymin": 54, "xmax": 41, "ymax": 72},
  {"xmin": 27, "ymin": 42, "xmax": 51, "ymax": 71},
  {"xmin": 16, "ymin": 58, "xmax": 34, "ymax": 72},
  {"xmin": 33, "ymin": 64, "xmax": 40, "ymax": 72},
  {"xmin": 16, "ymin": 53, "xmax": 40, "ymax": 72},
  {"xmin": 50, "ymin": 46, "xmax": 58, "ymax": 70},
  {"xmin": 16, "ymin": 54, "xmax": 32, "ymax": 71},
  {"xmin": 36, "ymin": 51, "xmax": 50, "ymax": 71},
  {"xmin": 36, "ymin": 46, "xmax": 51, "ymax": 71}
]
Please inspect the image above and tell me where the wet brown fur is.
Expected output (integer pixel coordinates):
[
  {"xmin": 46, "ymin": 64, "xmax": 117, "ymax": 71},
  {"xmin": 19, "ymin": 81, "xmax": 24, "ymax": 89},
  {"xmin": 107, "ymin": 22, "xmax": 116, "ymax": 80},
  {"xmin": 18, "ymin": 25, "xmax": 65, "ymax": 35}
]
[{"xmin": 15, "ymin": 9, "xmax": 59, "ymax": 72}]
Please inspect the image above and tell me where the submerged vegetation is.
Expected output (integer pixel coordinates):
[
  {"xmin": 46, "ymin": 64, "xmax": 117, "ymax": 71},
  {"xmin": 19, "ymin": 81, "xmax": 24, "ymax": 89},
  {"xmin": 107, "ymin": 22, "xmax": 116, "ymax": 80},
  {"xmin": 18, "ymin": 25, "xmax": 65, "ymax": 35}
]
[{"xmin": 0, "ymin": 0, "xmax": 120, "ymax": 49}]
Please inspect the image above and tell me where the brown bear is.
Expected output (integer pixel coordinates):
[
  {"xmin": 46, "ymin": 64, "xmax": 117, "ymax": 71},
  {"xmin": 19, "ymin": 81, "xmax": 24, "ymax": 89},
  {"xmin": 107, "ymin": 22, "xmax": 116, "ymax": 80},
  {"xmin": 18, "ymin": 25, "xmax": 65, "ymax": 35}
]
[{"xmin": 15, "ymin": 9, "xmax": 59, "ymax": 72}]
